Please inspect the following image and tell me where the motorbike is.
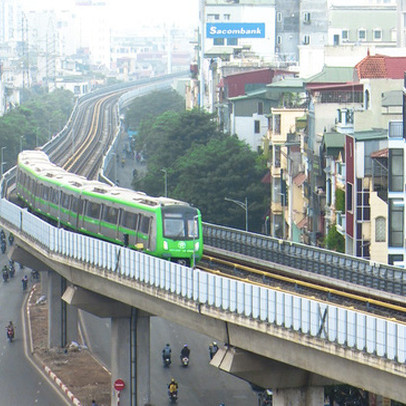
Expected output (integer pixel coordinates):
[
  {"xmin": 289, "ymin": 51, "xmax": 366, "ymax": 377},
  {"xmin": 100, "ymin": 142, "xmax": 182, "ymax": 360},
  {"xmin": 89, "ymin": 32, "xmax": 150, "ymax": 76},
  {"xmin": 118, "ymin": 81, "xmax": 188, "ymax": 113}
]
[
  {"xmin": 8, "ymin": 264, "xmax": 15, "ymax": 278},
  {"xmin": 169, "ymin": 390, "xmax": 178, "ymax": 403},
  {"xmin": 163, "ymin": 356, "xmax": 171, "ymax": 367},
  {"xmin": 6, "ymin": 327, "xmax": 14, "ymax": 342},
  {"xmin": 181, "ymin": 356, "xmax": 189, "ymax": 367}
]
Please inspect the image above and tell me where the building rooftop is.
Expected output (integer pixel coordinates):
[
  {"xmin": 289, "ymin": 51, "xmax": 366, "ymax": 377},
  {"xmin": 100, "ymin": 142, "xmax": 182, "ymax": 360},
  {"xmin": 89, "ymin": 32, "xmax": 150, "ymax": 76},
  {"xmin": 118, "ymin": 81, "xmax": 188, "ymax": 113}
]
[
  {"xmin": 352, "ymin": 129, "xmax": 387, "ymax": 141},
  {"xmin": 305, "ymin": 66, "xmax": 355, "ymax": 84},
  {"xmin": 355, "ymin": 53, "xmax": 406, "ymax": 79}
]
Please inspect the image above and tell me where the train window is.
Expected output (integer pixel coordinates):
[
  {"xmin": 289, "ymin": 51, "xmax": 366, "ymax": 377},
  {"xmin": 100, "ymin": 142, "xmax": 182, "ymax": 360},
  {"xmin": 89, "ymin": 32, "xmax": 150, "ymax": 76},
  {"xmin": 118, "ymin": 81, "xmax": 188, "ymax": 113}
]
[
  {"xmin": 51, "ymin": 189, "xmax": 59, "ymax": 204},
  {"xmin": 71, "ymin": 197, "xmax": 79, "ymax": 213},
  {"xmin": 139, "ymin": 216, "xmax": 150, "ymax": 235},
  {"xmin": 163, "ymin": 213, "xmax": 185, "ymax": 238},
  {"xmin": 86, "ymin": 202, "xmax": 101, "ymax": 219},
  {"xmin": 61, "ymin": 193, "xmax": 70, "ymax": 209},
  {"xmin": 187, "ymin": 218, "xmax": 199, "ymax": 238},
  {"xmin": 42, "ymin": 185, "xmax": 49, "ymax": 200},
  {"xmin": 121, "ymin": 211, "xmax": 137, "ymax": 229},
  {"xmin": 102, "ymin": 206, "xmax": 119, "ymax": 224}
]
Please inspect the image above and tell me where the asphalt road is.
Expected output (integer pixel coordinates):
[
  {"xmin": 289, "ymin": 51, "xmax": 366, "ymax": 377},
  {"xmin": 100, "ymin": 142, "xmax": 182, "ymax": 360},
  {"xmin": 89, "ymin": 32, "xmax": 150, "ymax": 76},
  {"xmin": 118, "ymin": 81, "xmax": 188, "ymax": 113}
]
[
  {"xmin": 81, "ymin": 311, "xmax": 260, "ymax": 406},
  {"xmin": 0, "ymin": 253, "xmax": 69, "ymax": 405}
]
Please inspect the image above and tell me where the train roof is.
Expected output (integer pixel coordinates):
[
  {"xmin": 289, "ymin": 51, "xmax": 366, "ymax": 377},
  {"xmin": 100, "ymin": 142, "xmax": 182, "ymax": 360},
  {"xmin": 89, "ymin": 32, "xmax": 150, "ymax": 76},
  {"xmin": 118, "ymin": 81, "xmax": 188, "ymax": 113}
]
[{"xmin": 18, "ymin": 150, "xmax": 192, "ymax": 209}]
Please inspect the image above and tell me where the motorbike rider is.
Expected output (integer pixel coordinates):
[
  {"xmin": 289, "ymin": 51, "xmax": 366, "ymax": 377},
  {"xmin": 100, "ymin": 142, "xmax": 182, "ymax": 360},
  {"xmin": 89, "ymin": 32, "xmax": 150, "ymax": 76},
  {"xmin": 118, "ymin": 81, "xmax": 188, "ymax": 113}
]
[
  {"xmin": 209, "ymin": 341, "xmax": 219, "ymax": 359},
  {"xmin": 6, "ymin": 321, "xmax": 14, "ymax": 338},
  {"xmin": 162, "ymin": 343, "xmax": 171, "ymax": 363},
  {"xmin": 22, "ymin": 274, "xmax": 28, "ymax": 290},
  {"xmin": 180, "ymin": 344, "xmax": 190, "ymax": 360},
  {"xmin": 168, "ymin": 378, "xmax": 178, "ymax": 395},
  {"xmin": 2, "ymin": 265, "xmax": 8, "ymax": 281}
]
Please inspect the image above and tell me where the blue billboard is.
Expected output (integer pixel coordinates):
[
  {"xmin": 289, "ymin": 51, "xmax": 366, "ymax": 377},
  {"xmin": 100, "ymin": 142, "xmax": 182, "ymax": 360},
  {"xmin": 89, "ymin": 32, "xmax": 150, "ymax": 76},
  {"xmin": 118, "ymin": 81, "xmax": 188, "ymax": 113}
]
[{"xmin": 206, "ymin": 23, "xmax": 265, "ymax": 39}]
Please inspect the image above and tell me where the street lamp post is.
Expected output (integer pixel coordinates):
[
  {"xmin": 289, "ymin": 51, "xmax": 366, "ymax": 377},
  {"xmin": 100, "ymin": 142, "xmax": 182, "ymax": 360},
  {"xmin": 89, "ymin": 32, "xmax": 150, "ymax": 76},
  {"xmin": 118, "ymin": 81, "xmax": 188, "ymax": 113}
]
[
  {"xmin": 161, "ymin": 169, "xmax": 168, "ymax": 197},
  {"xmin": 224, "ymin": 196, "xmax": 248, "ymax": 231},
  {"xmin": 0, "ymin": 147, "xmax": 6, "ymax": 178}
]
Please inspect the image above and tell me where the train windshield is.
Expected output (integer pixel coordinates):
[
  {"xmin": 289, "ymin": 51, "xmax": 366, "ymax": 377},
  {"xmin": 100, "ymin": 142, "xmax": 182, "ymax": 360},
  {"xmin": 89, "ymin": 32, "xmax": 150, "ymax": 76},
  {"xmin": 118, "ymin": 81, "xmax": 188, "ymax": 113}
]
[{"xmin": 162, "ymin": 207, "xmax": 199, "ymax": 240}]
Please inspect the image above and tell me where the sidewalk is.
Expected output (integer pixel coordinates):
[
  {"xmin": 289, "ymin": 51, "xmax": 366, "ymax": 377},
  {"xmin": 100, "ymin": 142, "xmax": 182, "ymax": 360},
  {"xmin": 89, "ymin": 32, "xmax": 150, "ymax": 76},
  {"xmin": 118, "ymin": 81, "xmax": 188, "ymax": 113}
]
[{"xmin": 25, "ymin": 283, "xmax": 111, "ymax": 406}]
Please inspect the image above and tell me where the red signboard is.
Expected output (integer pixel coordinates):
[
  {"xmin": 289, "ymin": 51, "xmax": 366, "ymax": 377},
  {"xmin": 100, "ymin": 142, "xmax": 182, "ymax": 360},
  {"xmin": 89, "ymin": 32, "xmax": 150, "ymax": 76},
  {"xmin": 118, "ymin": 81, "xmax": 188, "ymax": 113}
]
[{"xmin": 114, "ymin": 379, "xmax": 125, "ymax": 391}]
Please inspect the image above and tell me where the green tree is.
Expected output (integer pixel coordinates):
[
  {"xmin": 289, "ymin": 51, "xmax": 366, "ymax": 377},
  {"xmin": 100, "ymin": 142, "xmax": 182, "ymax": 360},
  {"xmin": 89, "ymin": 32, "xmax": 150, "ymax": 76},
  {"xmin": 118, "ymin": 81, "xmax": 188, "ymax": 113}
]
[
  {"xmin": 325, "ymin": 224, "xmax": 345, "ymax": 253},
  {"xmin": 0, "ymin": 89, "xmax": 74, "ymax": 172},
  {"xmin": 124, "ymin": 89, "xmax": 185, "ymax": 132},
  {"xmin": 131, "ymin": 108, "xmax": 269, "ymax": 232}
]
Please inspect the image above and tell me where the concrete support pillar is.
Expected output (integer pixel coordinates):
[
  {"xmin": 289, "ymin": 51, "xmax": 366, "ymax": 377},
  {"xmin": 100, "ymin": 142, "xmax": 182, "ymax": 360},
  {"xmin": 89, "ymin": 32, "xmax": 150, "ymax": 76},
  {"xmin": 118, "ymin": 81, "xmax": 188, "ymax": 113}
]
[
  {"xmin": 111, "ymin": 310, "xmax": 151, "ymax": 406},
  {"xmin": 273, "ymin": 386, "xmax": 324, "ymax": 406},
  {"xmin": 41, "ymin": 271, "xmax": 48, "ymax": 296},
  {"xmin": 47, "ymin": 271, "xmax": 78, "ymax": 348}
]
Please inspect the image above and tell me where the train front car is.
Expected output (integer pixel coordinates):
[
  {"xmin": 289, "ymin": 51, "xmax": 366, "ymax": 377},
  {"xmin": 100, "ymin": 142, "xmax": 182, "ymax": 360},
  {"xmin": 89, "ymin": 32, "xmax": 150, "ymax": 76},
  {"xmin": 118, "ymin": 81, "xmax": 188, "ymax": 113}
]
[{"xmin": 158, "ymin": 204, "xmax": 203, "ymax": 267}]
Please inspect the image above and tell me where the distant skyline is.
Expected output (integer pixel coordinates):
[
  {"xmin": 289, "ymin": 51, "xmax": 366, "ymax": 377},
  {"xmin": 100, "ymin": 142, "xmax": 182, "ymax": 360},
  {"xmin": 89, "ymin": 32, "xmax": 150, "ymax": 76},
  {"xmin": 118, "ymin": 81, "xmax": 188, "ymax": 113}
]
[{"xmin": 20, "ymin": 0, "xmax": 199, "ymax": 30}]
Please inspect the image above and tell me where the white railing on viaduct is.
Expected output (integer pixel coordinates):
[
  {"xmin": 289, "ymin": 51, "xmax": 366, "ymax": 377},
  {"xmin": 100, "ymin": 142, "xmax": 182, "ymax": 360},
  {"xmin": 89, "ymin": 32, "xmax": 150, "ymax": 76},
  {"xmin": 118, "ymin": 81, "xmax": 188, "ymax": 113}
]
[{"xmin": 1, "ymin": 197, "xmax": 406, "ymax": 365}]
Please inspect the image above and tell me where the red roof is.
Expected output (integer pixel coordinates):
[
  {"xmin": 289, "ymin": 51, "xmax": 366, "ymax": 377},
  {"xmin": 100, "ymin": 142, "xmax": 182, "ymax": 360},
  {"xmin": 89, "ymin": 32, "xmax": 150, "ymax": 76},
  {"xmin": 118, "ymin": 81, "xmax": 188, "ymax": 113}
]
[
  {"xmin": 371, "ymin": 148, "xmax": 388, "ymax": 158},
  {"xmin": 355, "ymin": 54, "xmax": 406, "ymax": 79},
  {"xmin": 293, "ymin": 172, "xmax": 307, "ymax": 187}
]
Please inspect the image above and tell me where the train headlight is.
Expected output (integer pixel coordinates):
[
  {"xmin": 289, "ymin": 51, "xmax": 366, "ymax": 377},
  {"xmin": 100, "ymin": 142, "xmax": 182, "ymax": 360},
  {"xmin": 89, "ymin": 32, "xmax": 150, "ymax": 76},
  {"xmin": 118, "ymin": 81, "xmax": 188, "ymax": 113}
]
[
  {"xmin": 163, "ymin": 241, "xmax": 169, "ymax": 250},
  {"xmin": 194, "ymin": 241, "xmax": 199, "ymax": 251}
]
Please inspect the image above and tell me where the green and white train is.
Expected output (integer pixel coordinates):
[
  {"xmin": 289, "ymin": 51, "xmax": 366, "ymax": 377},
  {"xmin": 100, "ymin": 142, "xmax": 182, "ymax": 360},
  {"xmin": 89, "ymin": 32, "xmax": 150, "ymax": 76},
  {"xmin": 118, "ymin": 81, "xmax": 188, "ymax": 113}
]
[{"xmin": 16, "ymin": 150, "xmax": 203, "ymax": 266}]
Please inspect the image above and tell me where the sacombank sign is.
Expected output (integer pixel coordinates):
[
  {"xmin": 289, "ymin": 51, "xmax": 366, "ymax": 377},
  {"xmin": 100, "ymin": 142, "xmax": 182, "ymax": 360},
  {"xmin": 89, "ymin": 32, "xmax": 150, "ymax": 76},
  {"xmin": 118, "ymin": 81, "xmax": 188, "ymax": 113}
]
[{"xmin": 206, "ymin": 23, "xmax": 265, "ymax": 39}]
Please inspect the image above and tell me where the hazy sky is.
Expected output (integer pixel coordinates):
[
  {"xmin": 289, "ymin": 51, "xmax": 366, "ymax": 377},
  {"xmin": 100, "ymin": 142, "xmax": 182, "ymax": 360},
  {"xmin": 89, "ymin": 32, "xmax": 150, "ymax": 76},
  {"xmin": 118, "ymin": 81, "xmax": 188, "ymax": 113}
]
[{"xmin": 21, "ymin": 0, "xmax": 199, "ymax": 29}]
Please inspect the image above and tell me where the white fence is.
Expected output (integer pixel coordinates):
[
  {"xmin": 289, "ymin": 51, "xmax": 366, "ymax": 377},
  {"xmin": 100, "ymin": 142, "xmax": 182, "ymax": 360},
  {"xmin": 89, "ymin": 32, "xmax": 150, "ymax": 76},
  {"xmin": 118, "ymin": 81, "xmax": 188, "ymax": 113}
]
[{"xmin": 1, "ymin": 198, "xmax": 406, "ymax": 364}]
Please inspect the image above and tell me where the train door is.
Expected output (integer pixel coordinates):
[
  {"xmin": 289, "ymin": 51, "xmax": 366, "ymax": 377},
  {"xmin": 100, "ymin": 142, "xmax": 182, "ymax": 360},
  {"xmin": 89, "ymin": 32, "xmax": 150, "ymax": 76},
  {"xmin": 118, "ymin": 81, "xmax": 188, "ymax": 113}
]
[
  {"xmin": 100, "ymin": 204, "xmax": 120, "ymax": 242},
  {"xmin": 120, "ymin": 210, "xmax": 139, "ymax": 247},
  {"xmin": 83, "ymin": 199, "xmax": 102, "ymax": 235}
]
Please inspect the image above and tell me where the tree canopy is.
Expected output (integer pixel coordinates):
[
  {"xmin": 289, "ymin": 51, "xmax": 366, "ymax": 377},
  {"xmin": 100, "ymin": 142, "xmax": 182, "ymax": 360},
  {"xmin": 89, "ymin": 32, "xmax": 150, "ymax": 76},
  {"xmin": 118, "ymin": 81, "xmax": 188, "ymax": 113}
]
[
  {"xmin": 124, "ymin": 88, "xmax": 185, "ymax": 132},
  {"xmin": 131, "ymin": 107, "xmax": 269, "ymax": 233},
  {"xmin": 0, "ymin": 88, "xmax": 74, "ymax": 172}
]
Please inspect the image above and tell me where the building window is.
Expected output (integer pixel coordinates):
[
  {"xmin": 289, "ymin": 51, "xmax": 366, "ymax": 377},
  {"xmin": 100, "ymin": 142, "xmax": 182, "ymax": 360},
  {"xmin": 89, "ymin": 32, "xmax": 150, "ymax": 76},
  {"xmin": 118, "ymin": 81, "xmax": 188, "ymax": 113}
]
[
  {"xmin": 274, "ymin": 145, "xmax": 281, "ymax": 168},
  {"xmin": 223, "ymin": 14, "xmax": 230, "ymax": 21},
  {"xmin": 388, "ymin": 254, "xmax": 403, "ymax": 265},
  {"xmin": 254, "ymin": 120, "xmax": 260, "ymax": 134},
  {"xmin": 364, "ymin": 89, "xmax": 370, "ymax": 110},
  {"xmin": 389, "ymin": 200, "xmax": 404, "ymax": 247},
  {"xmin": 214, "ymin": 38, "xmax": 224, "ymax": 46},
  {"xmin": 273, "ymin": 114, "xmax": 281, "ymax": 134},
  {"xmin": 277, "ymin": 12, "xmax": 282, "ymax": 22},
  {"xmin": 342, "ymin": 30, "xmax": 349, "ymax": 41},
  {"xmin": 375, "ymin": 216, "xmax": 386, "ymax": 242},
  {"xmin": 258, "ymin": 102, "xmax": 264, "ymax": 115},
  {"xmin": 303, "ymin": 35, "xmax": 310, "ymax": 45},
  {"xmin": 373, "ymin": 29, "xmax": 382, "ymax": 40},
  {"xmin": 303, "ymin": 12, "xmax": 311, "ymax": 24},
  {"xmin": 207, "ymin": 14, "xmax": 220, "ymax": 21},
  {"xmin": 358, "ymin": 29, "xmax": 366, "ymax": 41},
  {"xmin": 277, "ymin": 35, "xmax": 282, "ymax": 45},
  {"xmin": 389, "ymin": 149, "xmax": 404, "ymax": 192},
  {"xmin": 346, "ymin": 183, "xmax": 353, "ymax": 212},
  {"xmin": 227, "ymin": 38, "xmax": 238, "ymax": 46}
]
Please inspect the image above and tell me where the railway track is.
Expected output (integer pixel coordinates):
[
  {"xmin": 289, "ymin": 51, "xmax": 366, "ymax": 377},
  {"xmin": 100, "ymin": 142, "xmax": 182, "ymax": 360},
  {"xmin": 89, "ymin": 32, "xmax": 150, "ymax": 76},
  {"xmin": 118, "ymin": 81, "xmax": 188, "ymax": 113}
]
[
  {"xmin": 8, "ymin": 74, "xmax": 406, "ymax": 327},
  {"xmin": 201, "ymin": 246, "xmax": 406, "ymax": 324}
]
